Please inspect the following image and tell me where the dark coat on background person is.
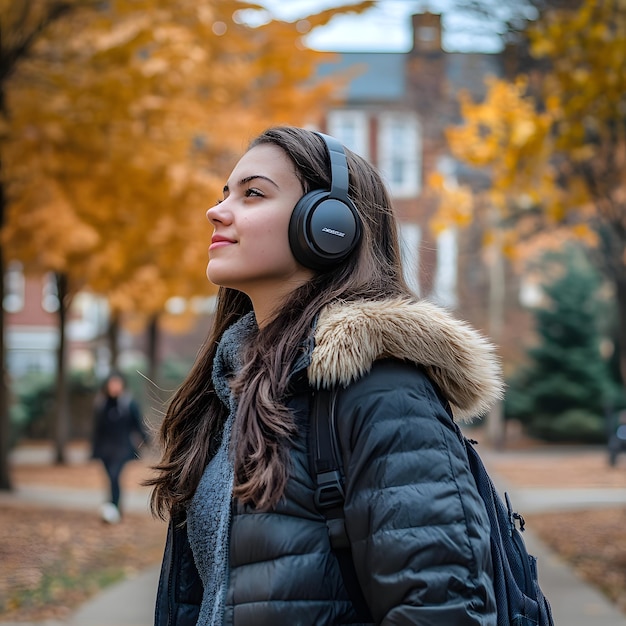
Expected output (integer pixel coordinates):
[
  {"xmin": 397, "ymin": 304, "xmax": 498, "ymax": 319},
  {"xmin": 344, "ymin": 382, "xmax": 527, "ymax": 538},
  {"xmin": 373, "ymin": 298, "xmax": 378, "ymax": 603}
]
[
  {"xmin": 154, "ymin": 298, "xmax": 503, "ymax": 626},
  {"xmin": 91, "ymin": 392, "xmax": 147, "ymax": 464}
]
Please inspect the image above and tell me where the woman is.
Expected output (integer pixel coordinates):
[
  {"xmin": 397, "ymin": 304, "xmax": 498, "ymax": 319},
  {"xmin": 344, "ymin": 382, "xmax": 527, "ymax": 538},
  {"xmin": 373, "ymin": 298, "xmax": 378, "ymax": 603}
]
[
  {"xmin": 150, "ymin": 126, "xmax": 502, "ymax": 625},
  {"xmin": 92, "ymin": 372, "xmax": 147, "ymax": 523}
]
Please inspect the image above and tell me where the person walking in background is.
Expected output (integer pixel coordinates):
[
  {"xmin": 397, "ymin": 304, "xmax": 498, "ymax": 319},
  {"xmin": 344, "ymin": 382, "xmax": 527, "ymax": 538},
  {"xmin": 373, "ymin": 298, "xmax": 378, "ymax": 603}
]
[
  {"xmin": 92, "ymin": 372, "xmax": 148, "ymax": 524},
  {"xmin": 149, "ymin": 126, "xmax": 503, "ymax": 625}
]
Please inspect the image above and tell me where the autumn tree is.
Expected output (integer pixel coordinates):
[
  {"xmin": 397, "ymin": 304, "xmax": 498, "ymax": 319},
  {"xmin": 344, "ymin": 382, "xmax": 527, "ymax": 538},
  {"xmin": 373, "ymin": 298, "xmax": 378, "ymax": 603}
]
[
  {"xmin": 0, "ymin": 0, "xmax": 99, "ymax": 487},
  {"xmin": 439, "ymin": 0, "xmax": 626, "ymax": 378},
  {"xmin": 1, "ymin": 1, "xmax": 374, "ymax": 468},
  {"xmin": 527, "ymin": 0, "xmax": 626, "ymax": 387},
  {"xmin": 435, "ymin": 76, "xmax": 556, "ymax": 444},
  {"xmin": 443, "ymin": 74, "xmax": 586, "ymax": 251}
]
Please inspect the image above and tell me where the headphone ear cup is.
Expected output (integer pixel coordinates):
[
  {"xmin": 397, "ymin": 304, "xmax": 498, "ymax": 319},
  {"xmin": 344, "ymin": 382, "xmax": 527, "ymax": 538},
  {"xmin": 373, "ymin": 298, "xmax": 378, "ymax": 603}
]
[{"xmin": 289, "ymin": 190, "xmax": 361, "ymax": 271}]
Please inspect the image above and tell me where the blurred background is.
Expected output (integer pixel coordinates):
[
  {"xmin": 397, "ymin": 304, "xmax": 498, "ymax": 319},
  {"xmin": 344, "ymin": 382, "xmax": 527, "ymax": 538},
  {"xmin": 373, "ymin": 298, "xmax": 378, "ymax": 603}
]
[{"xmin": 1, "ymin": 0, "xmax": 624, "ymax": 481}]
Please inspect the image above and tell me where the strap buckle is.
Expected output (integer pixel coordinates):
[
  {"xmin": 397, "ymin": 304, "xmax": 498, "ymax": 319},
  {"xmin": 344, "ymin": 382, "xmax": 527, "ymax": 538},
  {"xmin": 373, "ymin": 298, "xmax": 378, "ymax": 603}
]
[{"xmin": 314, "ymin": 470, "xmax": 345, "ymax": 509}]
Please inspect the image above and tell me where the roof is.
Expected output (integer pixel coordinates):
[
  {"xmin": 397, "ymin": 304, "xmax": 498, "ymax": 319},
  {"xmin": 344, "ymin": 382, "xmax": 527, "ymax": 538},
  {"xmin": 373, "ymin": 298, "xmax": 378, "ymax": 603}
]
[
  {"xmin": 317, "ymin": 49, "xmax": 502, "ymax": 105},
  {"xmin": 317, "ymin": 52, "xmax": 406, "ymax": 102},
  {"xmin": 445, "ymin": 52, "xmax": 503, "ymax": 100}
]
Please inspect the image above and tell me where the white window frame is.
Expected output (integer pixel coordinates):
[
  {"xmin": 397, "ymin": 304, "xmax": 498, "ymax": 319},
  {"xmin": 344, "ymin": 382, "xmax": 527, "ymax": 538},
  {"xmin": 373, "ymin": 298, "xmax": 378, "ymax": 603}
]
[
  {"xmin": 377, "ymin": 112, "xmax": 421, "ymax": 198},
  {"xmin": 398, "ymin": 222, "xmax": 421, "ymax": 297},
  {"xmin": 4, "ymin": 261, "xmax": 25, "ymax": 313},
  {"xmin": 432, "ymin": 228, "xmax": 458, "ymax": 309},
  {"xmin": 326, "ymin": 110, "xmax": 369, "ymax": 159},
  {"xmin": 42, "ymin": 272, "xmax": 60, "ymax": 313}
]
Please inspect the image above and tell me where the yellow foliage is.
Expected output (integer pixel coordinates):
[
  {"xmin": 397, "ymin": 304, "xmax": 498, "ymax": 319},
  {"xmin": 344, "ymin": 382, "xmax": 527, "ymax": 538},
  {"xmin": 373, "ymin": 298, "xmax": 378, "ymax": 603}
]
[
  {"xmin": 1, "ymin": 0, "xmax": 374, "ymax": 319},
  {"xmin": 527, "ymin": 0, "xmax": 626, "ymax": 264},
  {"xmin": 446, "ymin": 76, "xmax": 555, "ymax": 228},
  {"xmin": 427, "ymin": 171, "xmax": 445, "ymax": 190},
  {"xmin": 571, "ymin": 223, "xmax": 599, "ymax": 248},
  {"xmin": 444, "ymin": 0, "xmax": 626, "ymax": 266},
  {"xmin": 427, "ymin": 173, "xmax": 474, "ymax": 235},
  {"xmin": 530, "ymin": 0, "xmax": 626, "ymax": 154}
]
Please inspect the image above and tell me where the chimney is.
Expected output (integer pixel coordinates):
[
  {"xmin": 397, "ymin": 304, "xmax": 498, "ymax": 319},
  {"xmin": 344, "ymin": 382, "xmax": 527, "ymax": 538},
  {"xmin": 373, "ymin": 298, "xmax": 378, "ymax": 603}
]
[{"xmin": 411, "ymin": 13, "xmax": 442, "ymax": 53}]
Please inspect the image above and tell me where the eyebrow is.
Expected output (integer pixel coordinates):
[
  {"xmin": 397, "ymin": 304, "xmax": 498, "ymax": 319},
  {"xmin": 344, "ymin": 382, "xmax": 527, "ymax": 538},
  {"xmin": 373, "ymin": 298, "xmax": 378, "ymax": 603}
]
[{"xmin": 223, "ymin": 175, "xmax": 280, "ymax": 194}]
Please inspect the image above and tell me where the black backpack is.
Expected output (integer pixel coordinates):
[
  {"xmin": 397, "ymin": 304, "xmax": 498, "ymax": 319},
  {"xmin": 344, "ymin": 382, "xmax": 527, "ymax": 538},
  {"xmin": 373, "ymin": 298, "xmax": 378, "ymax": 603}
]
[{"xmin": 310, "ymin": 388, "xmax": 555, "ymax": 626}]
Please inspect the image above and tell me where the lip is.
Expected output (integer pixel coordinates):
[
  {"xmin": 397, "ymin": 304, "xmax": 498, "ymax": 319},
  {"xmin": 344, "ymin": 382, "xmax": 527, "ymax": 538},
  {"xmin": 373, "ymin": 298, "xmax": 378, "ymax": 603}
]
[{"xmin": 210, "ymin": 234, "xmax": 235, "ymax": 251}]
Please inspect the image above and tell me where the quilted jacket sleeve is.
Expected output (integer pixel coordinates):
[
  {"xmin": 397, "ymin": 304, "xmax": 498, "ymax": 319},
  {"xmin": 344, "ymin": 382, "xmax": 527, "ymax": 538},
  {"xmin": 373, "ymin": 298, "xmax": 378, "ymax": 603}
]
[{"xmin": 336, "ymin": 359, "xmax": 496, "ymax": 626}]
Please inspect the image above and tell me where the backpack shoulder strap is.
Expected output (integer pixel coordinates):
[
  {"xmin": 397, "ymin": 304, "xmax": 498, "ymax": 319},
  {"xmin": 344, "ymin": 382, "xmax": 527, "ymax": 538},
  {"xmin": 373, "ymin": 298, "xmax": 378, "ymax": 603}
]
[
  {"xmin": 310, "ymin": 387, "xmax": 371, "ymax": 621},
  {"xmin": 311, "ymin": 387, "xmax": 349, "ymax": 549}
]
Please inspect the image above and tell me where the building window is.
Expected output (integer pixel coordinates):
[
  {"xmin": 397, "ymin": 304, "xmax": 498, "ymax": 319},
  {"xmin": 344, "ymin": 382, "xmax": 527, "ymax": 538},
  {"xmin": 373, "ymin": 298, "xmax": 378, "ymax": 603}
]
[
  {"xmin": 432, "ymin": 228, "xmax": 458, "ymax": 309},
  {"xmin": 327, "ymin": 110, "xmax": 369, "ymax": 159},
  {"xmin": 4, "ymin": 261, "xmax": 25, "ymax": 313},
  {"xmin": 398, "ymin": 222, "xmax": 421, "ymax": 296},
  {"xmin": 42, "ymin": 273, "xmax": 60, "ymax": 313},
  {"xmin": 377, "ymin": 113, "xmax": 421, "ymax": 197}
]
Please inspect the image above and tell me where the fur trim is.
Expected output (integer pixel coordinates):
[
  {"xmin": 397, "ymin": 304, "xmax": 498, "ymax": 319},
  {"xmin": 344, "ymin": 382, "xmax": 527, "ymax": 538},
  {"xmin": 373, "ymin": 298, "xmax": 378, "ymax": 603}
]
[{"xmin": 309, "ymin": 298, "xmax": 504, "ymax": 421}]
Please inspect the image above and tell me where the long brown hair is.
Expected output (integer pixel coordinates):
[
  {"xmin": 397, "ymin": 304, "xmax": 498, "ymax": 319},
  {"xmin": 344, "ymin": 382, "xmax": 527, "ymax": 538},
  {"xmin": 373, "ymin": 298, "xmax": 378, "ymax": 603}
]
[{"xmin": 148, "ymin": 126, "xmax": 413, "ymax": 519}]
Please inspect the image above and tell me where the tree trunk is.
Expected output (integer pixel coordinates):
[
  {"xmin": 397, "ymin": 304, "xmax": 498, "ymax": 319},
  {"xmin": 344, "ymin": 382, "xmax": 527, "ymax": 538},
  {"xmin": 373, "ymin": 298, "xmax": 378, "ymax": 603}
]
[
  {"xmin": 486, "ymin": 212, "xmax": 506, "ymax": 450},
  {"xmin": 147, "ymin": 314, "xmax": 159, "ymax": 386},
  {"xmin": 53, "ymin": 272, "xmax": 70, "ymax": 465},
  {"xmin": 107, "ymin": 314, "xmax": 119, "ymax": 370},
  {"xmin": 0, "ymin": 160, "xmax": 12, "ymax": 490},
  {"xmin": 616, "ymin": 271, "xmax": 626, "ymax": 390},
  {"xmin": 142, "ymin": 314, "xmax": 163, "ymax": 430}
]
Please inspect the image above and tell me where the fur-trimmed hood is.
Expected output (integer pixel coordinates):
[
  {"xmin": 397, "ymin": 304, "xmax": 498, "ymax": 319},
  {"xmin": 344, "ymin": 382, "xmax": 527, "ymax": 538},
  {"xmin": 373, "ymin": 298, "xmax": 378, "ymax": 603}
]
[{"xmin": 309, "ymin": 298, "xmax": 504, "ymax": 421}]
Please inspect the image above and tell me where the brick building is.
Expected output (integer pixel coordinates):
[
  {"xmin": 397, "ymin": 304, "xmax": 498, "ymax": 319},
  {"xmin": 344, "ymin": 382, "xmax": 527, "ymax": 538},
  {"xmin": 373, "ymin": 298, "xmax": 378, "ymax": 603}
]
[
  {"xmin": 4, "ymin": 264, "xmax": 111, "ymax": 377},
  {"xmin": 317, "ymin": 12, "xmax": 502, "ymax": 313}
]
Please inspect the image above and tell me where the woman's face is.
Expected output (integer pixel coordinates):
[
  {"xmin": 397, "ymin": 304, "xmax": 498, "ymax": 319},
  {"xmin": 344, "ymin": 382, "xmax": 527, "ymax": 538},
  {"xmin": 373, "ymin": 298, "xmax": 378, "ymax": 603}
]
[{"xmin": 206, "ymin": 143, "xmax": 315, "ymax": 304}]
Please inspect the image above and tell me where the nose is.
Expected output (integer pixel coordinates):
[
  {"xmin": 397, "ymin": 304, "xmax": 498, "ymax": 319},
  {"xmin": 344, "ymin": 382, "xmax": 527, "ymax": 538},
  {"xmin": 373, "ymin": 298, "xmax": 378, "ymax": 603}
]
[{"xmin": 206, "ymin": 200, "xmax": 230, "ymax": 225}]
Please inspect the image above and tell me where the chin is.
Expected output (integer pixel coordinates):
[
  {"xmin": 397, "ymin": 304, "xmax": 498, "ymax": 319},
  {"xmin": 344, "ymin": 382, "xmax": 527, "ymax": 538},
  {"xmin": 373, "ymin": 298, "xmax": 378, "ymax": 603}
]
[
  {"xmin": 206, "ymin": 268, "xmax": 223, "ymax": 287},
  {"xmin": 206, "ymin": 261, "xmax": 223, "ymax": 283},
  {"xmin": 206, "ymin": 266, "xmax": 237, "ymax": 289}
]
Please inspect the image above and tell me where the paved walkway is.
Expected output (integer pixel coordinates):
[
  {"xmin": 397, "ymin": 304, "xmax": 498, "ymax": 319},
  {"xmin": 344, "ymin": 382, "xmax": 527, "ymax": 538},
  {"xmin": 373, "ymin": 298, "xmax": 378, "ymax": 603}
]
[{"xmin": 2, "ymin": 445, "xmax": 626, "ymax": 625}]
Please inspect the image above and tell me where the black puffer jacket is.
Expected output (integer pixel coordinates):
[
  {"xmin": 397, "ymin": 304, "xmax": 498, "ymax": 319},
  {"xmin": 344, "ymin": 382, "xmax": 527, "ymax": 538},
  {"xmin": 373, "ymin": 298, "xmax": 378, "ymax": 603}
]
[
  {"xmin": 91, "ymin": 394, "xmax": 146, "ymax": 464},
  {"xmin": 155, "ymin": 298, "xmax": 503, "ymax": 626}
]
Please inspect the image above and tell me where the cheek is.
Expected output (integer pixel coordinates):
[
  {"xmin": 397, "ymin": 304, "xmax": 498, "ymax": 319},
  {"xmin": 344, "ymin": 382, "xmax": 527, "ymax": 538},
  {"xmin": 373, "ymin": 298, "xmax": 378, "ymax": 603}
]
[
  {"xmin": 257, "ymin": 238, "xmax": 296, "ymax": 269},
  {"xmin": 253, "ymin": 213, "xmax": 294, "ymax": 256}
]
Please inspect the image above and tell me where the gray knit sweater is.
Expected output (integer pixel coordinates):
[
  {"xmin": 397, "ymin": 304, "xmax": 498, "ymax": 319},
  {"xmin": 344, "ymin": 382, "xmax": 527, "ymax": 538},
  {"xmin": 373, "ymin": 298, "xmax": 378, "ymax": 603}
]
[{"xmin": 186, "ymin": 313, "xmax": 257, "ymax": 626}]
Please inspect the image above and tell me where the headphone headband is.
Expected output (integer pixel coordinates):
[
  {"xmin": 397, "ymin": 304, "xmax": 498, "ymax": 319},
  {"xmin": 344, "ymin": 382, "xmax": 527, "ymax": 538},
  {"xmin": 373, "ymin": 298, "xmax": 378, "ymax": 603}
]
[{"xmin": 316, "ymin": 132, "xmax": 350, "ymax": 202}]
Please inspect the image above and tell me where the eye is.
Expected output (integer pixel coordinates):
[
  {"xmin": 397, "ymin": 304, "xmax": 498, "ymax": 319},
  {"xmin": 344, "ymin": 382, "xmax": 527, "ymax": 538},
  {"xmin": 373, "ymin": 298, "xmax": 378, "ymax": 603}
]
[
  {"xmin": 244, "ymin": 187, "xmax": 263, "ymax": 198},
  {"xmin": 215, "ymin": 198, "xmax": 223, "ymax": 205}
]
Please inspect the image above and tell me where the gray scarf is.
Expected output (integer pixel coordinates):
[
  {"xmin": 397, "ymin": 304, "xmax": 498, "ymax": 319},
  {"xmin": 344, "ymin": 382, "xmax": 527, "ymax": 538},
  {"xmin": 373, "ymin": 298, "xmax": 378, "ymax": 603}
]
[{"xmin": 186, "ymin": 312, "xmax": 257, "ymax": 626}]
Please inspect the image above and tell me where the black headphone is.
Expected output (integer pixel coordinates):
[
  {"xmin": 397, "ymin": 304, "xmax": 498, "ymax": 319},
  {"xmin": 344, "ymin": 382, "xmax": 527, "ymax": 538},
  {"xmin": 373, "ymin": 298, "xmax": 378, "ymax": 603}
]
[{"xmin": 288, "ymin": 132, "xmax": 362, "ymax": 271}]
